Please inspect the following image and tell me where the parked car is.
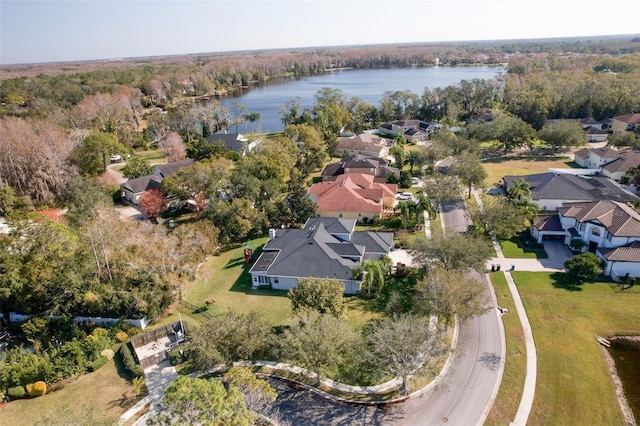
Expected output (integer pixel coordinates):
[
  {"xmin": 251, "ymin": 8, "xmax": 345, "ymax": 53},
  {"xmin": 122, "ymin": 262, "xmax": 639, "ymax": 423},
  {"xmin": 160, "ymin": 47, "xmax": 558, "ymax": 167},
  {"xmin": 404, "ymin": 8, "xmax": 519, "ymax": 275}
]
[
  {"xmin": 110, "ymin": 154, "xmax": 122, "ymax": 163},
  {"xmin": 411, "ymin": 177, "xmax": 420, "ymax": 185},
  {"xmin": 397, "ymin": 192, "xmax": 413, "ymax": 200}
]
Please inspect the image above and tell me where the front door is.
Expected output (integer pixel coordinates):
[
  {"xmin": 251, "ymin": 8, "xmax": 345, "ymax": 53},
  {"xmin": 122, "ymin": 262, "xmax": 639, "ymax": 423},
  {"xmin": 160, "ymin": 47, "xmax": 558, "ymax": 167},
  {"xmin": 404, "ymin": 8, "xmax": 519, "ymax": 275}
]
[{"xmin": 588, "ymin": 241, "xmax": 598, "ymax": 253}]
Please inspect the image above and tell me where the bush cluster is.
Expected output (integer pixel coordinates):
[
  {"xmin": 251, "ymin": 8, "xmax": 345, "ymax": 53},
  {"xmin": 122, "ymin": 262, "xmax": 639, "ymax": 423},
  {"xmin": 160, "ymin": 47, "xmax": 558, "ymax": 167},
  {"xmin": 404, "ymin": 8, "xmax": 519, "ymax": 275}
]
[
  {"xmin": 26, "ymin": 381, "xmax": 47, "ymax": 397},
  {"xmin": 118, "ymin": 342, "xmax": 143, "ymax": 378}
]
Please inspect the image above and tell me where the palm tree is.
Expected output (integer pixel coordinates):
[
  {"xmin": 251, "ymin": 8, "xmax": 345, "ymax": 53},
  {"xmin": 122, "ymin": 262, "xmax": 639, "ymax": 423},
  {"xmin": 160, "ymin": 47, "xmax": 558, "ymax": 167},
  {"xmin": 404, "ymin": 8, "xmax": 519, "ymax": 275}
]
[
  {"xmin": 507, "ymin": 178, "xmax": 531, "ymax": 201},
  {"xmin": 353, "ymin": 258, "xmax": 389, "ymax": 296},
  {"xmin": 406, "ymin": 150, "xmax": 421, "ymax": 174}
]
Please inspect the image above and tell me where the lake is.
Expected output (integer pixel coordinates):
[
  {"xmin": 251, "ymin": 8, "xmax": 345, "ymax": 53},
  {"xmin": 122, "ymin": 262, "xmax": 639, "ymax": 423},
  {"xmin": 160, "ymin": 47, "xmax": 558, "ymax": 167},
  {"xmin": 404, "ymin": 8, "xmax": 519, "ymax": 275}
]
[{"xmin": 218, "ymin": 66, "xmax": 506, "ymax": 133}]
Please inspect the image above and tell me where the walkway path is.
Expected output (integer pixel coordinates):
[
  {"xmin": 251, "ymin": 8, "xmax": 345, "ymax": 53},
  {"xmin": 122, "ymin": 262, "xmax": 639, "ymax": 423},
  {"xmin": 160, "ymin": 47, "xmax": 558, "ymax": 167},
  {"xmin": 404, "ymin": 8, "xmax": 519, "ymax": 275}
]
[
  {"xmin": 474, "ymin": 191, "xmax": 537, "ymax": 426},
  {"xmin": 122, "ymin": 360, "xmax": 177, "ymax": 426}
]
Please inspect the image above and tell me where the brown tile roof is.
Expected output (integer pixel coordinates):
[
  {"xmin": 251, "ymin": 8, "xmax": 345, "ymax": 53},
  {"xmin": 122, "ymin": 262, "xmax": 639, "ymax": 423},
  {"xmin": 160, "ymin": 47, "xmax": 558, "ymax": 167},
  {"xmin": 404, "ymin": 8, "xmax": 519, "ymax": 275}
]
[
  {"xmin": 599, "ymin": 241, "xmax": 640, "ymax": 262},
  {"xmin": 308, "ymin": 173, "xmax": 397, "ymax": 214},
  {"xmin": 559, "ymin": 200, "xmax": 640, "ymax": 237},
  {"xmin": 613, "ymin": 113, "xmax": 640, "ymax": 125},
  {"xmin": 573, "ymin": 148, "xmax": 590, "ymax": 160},
  {"xmin": 602, "ymin": 151, "xmax": 640, "ymax": 173},
  {"xmin": 532, "ymin": 214, "xmax": 563, "ymax": 231}
]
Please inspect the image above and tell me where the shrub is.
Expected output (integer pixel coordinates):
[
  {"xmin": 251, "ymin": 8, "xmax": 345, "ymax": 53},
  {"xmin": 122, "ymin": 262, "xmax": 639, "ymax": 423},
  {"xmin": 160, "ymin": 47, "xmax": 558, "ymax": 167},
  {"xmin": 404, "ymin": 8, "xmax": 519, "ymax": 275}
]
[
  {"xmin": 88, "ymin": 356, "xmax": 108, "ymax": 372},
  {"xmin": 118, "ymin": 343, "xmax": 143, "ymax": 378},
  {"xmin": 115, "ymin": 331, "xmax": 129, "ymax": 343},
  {"xmin": 26, "ymin": 381, "xmax": 47, "ymax": 397},
  {"xmin": 8, "ymin": 385, "xmax": 26, "ymax": 399},
  {"xmin": 100, "ymin": 349, "xmax": 115, "ymax": 360},
  {"xmin": 168, "ymin": 349, "xmax": 185, "ymax": 366}
]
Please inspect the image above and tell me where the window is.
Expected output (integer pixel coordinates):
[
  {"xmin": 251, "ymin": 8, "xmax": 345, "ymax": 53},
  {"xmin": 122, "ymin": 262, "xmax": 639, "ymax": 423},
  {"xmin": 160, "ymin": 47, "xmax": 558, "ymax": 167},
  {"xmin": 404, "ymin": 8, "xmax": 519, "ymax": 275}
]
[
  {"xmin": 591, "ymin": 228, "xmax": 600, "ymax": 236},
  {"xmin": 274, "ymin": 277, "xmax": 279, "ymax": 284}
]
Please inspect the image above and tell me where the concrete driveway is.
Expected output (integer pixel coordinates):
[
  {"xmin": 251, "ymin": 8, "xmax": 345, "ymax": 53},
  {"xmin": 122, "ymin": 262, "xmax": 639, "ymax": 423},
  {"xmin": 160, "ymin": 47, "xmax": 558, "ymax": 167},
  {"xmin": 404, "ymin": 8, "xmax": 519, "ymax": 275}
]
[{"xmin": 486, "ymin": 243, "xmax": 573, "ymax": 272}]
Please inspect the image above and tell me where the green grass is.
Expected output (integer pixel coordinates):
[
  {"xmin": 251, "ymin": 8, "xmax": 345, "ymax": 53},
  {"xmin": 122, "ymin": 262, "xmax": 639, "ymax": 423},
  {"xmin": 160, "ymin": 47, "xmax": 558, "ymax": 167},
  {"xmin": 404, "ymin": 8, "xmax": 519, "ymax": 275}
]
[
  {"xmin": 499, "ymin": 238, "xmax": 548, "ymax": 259},
  {"xmin": 485, "ymin": 272, "xmax": 526, "ymax": 425},
  {"xmin": 0, "ymin": 354, "xmax": 141, "ymax": 425},
  {"xmin": 481, "ymin": 155, "xmax": 578, "ymax": 189},
  {"xmin": 512, "ymin": 271, "xmax": 640, "ymax": 425},
  {"xmin": 182, "ymin": 236, "xmax": 292, "ymax": 326},
  {"xmin": 134, "ymin": 148, "xmax": 167, "ymax": 165}
]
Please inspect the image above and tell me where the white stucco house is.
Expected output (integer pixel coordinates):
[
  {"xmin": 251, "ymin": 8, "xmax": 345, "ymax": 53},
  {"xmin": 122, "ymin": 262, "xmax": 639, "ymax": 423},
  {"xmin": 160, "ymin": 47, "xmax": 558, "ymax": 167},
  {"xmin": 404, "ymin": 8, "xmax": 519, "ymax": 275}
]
[{"xmin": 531, "ymin": 200, "xmax": 640, "ymax": 281}]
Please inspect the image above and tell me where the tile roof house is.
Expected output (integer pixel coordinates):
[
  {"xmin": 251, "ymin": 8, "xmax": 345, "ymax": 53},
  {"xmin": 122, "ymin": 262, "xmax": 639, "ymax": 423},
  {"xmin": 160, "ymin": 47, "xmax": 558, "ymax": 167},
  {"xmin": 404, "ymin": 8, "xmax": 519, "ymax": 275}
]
[
  {"xmin": 573, "ymin": 147, "xmax": 640, "ymax": 181},
  {"xmin": 531, "ymin": 200, "xmax": 640, "ymax": 281},
  {"xmin": 122, "ymin": 159, "xmax": 194, "ymax": 205},
  {"xmin": 249, "ymin": 217, "xmax": 394, "ymax": 294},
  {"xmin": 611, "ymin": 113, "xmax": 640, "ymax": 133},
  {"xmin": 502, "ymin": 172, "xmax": 640, "ymax": 211},
  {"xmin": 308, "ymin": 173, "xmax": 398, "ymax": 223},
  {"xmin": 336, "ymin": 134, "xmax": 391, "ymax": 158},
  {"xmin": 320, "ymin": 155, "xmax": 400, "ymax": 183}
]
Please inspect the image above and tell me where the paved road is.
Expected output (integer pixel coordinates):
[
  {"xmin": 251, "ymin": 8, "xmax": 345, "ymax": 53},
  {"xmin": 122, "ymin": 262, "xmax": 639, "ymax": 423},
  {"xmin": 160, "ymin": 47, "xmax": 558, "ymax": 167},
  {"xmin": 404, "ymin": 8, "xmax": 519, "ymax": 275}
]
[
  {"xmin": 440, "ymin": 199, "xmax": 471, "ymax": 233},
  {"xmin": 384, "ymin": 271, "xmax": 503, "ymax": 426},
  {"xmin": 269, "ymin": 198, "xmax": 505, "ymax": 426}
]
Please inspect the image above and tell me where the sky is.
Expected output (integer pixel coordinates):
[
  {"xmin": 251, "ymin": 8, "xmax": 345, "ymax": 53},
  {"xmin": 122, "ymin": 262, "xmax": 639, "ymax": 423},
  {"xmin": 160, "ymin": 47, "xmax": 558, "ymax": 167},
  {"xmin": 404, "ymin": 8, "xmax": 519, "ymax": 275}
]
[{"xmin": 1, "ymin": 0, "xmax": 639, "ymax": 65}]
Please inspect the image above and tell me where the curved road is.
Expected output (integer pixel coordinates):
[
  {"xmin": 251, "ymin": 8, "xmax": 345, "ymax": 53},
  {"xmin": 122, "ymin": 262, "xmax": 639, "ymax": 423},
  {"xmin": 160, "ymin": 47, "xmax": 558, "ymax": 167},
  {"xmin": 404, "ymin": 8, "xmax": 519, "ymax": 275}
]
[{"xmin": 270, "ymin": 197, "xmax": 505, "ymax": 425}]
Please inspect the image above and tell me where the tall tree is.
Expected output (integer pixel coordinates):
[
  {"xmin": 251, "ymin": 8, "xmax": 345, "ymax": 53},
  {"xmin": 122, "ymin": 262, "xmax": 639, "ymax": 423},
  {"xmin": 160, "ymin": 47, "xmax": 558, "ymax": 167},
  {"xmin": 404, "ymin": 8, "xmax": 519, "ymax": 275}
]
[
  {"xmin": 450, "ymin": 155, "xmax": 487, "ymax": 198},
  {"xmin": 70, "ymin": 132, "xmax": 126, "ymax": 176},
  {"xmin": 409, "ymin": 232, "xmax": 493, "ymax": 272},
  {"xmin": 412, "ymin": 267, "xmax": 491, "ymax": 324},
  {"xmin": 280, "ymin": 310, "xmax": 356, "ymax": 385},
  {"xmin": 190, "ymin": 312, "xmax": 272, "ymax": 371},
  {"xmin": 365, "ymin": 314, "xmax": 445, "ymax": 395},
  {"xmin": 288, "ymin": 277, "xmax": 346, "ymax": 318},
  {"xmin": 156, "ymin": 376, "xmax": 252, "ymax": 426},
  {"xmin": 120, "ymin": 157, "xmax": 153, "ymax": 179},
  {"xmin": 158, "ymin": 131, "xmax": 187, "ymax": 162},
  {"xmin": 139, "ymin": 189, "xmax": 166, "ymax": 222},
  {"xmin": 468, "ymin": 195, "xmax": 531, "ymax": 239},
  {"xmin": 537, "ymin": 119, "xmax": 586, "ymax": 150}
]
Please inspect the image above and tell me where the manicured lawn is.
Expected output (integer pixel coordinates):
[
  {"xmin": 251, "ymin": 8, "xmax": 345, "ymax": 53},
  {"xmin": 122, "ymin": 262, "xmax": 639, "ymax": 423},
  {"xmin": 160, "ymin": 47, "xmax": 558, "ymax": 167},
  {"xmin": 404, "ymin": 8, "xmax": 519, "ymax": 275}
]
[
  {"xmin": 182, "ymin": 236, "xmax": 292, "ymax": 326},
  {"xmin": 500, "ymin": 238, "xmax": 548, "ymax": 259},
  {"xmin": 481, "ymin": 155, "xmax": 578, "ymax": 189},
  {"xmin": 0, "ymin": 355, "xmax": 140, "ymax": 425},
  {"xmin": 134, "ymin": 148, "xmax": 167, "ymax": 165},
  {"xmin": 512, "ymin": 271, "xmax": 640, "ymax": 425},
  {"xmin": 485, "ymin": 272, "xmax": 526, "ymax": 425}
]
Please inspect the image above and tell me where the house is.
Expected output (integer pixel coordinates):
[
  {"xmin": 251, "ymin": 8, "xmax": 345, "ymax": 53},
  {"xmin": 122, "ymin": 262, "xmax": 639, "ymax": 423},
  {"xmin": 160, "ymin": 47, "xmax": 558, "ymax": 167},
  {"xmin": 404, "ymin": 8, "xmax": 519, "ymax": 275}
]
[
  {"xmin": 320, "ymin": 155, "xmax": 399, "ymax": 183},
  {"xmin": 573, "ymin": 146, "xmax": 620, "ymax": 169},
  {"xmin": 580, "ymin": 118, "xmax": 603, "ymax": 130},
  {"xmin": 378, "ymin": 119, "xmax": 439, "ymax": 143},
  {"xmin": 249, "ymin": 217, "xmax": 394, "ymax": 294},
  {"xmin": 206, "ymin": 132, "xmax": 262, "ymax": 156},
  {"xmin": 122, "ymin": 175, "xmax": 164, "ymax": 204},
  {"xmin": 122, "ymin": 159, "xmax": 195, "ymax": 205},
  {"xmin": 584, "ymin": 126, "xmax": 609, "ymax": 143},
  {"xmin": 611, "ymin": 113, "xmax": 640, "ymax": 133},
  {"xmin": 531, "ymin": 200, "xmax": 640, "ymax": 281},
  {"xmin": 336, "ymin": 134, "xmax": 391, "ymax": 158},
  {"xmin": 308, "ymin": 173, "xmax": 397, "ymax": 223},
  {"xmin": 601, "ymin": 151, "xmax": 640, "ymax": 181},
  {"xmin": 502, "ymin": 172, "xmax": 640, "ymax": 211},
  {"xmin": 573, "ymin": 147, "xmax": 640, "ymax": 181}
]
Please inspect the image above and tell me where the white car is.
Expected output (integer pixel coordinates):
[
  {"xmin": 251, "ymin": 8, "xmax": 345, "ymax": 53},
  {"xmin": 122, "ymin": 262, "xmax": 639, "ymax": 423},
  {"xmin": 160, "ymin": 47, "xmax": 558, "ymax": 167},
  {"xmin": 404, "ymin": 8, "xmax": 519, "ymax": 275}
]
[
  {"xmin": 411, "ymin": 177, "xmax": 420, "ymax": 185},
  {"xmin": 397, "ymin": 192, "xmax": 413, "ymax": 200},
  {"xmin": 110, "ymin": 155, "xmax": 122, "ymax": 163}
]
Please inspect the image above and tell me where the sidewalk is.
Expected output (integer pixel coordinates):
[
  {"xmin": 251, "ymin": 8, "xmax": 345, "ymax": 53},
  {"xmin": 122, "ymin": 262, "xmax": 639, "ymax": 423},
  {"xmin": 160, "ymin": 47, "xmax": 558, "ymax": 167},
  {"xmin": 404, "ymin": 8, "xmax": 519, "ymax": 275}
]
[{"xmin": 475, "ymin": 191, "xmax": 537, "ymax": 426}]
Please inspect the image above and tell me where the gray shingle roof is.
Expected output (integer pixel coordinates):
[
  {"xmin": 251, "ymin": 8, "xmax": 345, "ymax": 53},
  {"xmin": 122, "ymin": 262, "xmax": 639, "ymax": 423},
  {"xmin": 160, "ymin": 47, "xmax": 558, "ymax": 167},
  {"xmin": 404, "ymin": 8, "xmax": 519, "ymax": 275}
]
[
  {"xmin": 503, "ymin": 172, "xmax": 640, "ymax": 203},
  {"xmin": 122, "ymin": 175, "xmax": 163, "ymax": 194},
  {"xmin": 250, "ymin": 219, "xmax": 392, "ymax": 280},
  {"xmin": 155, "ymin": 159, "xmax": 195, "ymax": 178}
]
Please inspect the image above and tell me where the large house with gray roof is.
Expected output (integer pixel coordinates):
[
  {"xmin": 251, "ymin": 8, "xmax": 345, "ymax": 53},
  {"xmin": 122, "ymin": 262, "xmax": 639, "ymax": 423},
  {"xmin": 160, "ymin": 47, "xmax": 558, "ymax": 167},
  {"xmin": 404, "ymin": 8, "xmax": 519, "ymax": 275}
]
[
  {"xmin": 502, "ymin": 172, "xmax": 640, "ymax": 211},
  {"xmin": 321, "ymin": 155, "xmax": 399, "ymax": 183},
  {"xmin": 249, "ymin": 217, "xmax": 394, "ymax": 294},
  {"xmin": 531, "ymin": 200, "xmax": 640, "ymax": 281}
]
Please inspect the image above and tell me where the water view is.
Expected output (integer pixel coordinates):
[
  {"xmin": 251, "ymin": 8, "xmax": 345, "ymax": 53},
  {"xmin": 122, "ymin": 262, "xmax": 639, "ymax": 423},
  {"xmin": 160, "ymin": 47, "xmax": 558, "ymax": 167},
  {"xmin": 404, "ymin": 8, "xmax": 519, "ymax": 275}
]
[
  {"xmin": 607, "ymin": 337, "xmax": 640, "ymax": 420},
  {"xmin": 219, "ymin": 66, "xmax": 506, "ymax": 133}
]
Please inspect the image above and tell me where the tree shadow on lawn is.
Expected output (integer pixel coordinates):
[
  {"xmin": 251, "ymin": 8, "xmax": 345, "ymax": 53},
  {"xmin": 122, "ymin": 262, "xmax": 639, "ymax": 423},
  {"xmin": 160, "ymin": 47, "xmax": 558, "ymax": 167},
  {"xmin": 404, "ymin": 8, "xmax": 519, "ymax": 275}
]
[{"xmin": 550, "ymin": 272, "xmax": 583, "ymax": 291}]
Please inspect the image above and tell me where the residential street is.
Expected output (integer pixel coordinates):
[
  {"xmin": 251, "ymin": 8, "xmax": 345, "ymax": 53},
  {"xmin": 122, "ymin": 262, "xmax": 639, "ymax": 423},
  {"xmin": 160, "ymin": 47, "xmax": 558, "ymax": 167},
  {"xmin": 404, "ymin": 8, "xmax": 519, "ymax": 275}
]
[{"xmin": 269, "ymin": 197, "xmax": 505, "ymax": 426}]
